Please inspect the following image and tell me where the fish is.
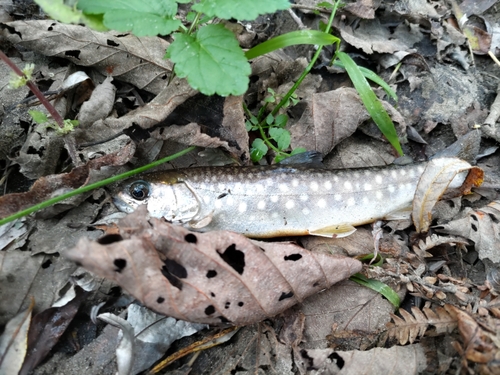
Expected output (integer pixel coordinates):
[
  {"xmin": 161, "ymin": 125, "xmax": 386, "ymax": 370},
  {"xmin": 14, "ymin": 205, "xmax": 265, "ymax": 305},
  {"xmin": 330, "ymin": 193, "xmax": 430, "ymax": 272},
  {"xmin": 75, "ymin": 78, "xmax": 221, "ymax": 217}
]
[{"xmin": 113, "ymin": 157, "xmax": 476, "ymax": 238}]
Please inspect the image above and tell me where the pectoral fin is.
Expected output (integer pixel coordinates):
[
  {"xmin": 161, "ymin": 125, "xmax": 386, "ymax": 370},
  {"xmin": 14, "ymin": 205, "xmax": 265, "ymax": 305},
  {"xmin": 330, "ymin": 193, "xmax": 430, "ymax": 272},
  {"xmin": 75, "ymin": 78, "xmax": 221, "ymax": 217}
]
[
  {"xmin": 308, "ymin": 224, "xmax": 357, "ymax": 238},
  {"xmin": 189, "ymin": 213, "xmax": 213, "ymax": 229}
]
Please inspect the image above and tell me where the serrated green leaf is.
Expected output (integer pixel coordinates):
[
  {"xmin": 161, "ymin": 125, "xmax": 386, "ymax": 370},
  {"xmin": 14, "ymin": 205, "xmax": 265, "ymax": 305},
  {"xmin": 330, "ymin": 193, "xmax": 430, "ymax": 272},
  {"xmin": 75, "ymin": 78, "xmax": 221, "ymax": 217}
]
[
  {"xmin": 28, "ymin": 110, "xmax": 48, "ymax": 124},
  {"xmin": 336, "ymin": 52, "xmax": 403, "ymax": 156},
  {"xmin": 269, "ymin": 127, "xmax": 290, "ymax": 150},
  {"xmin": 166, "ymin": 24, "xmax": 251, "ymax": 96},
  {"xmin": 192, "ymin": 0, "xmax": 290, "ymax": 21},
  {"xmin": 245, "ymin": 30, "xmax": 339, "ymax": 60},
  {"xmin": 250, "ymin": 138, "xmax": 268, "ymax": 162},
  {"xmin": 77, "ymin": 0, "xmax": 180, "ymax": 36}
]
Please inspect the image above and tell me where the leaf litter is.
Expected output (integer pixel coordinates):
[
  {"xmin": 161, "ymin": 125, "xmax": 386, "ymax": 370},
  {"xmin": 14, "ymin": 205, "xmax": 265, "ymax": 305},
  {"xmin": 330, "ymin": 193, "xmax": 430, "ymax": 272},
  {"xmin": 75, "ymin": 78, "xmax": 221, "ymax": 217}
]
[{"xmin": 1, "ymin": 0, "xmax": 500, "ymax": 374}]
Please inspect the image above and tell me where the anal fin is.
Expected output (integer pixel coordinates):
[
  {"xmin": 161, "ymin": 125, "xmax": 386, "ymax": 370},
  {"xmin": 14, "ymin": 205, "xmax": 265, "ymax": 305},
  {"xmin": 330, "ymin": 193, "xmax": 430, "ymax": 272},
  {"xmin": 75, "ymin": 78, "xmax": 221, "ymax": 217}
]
[{"xmin": 308, "ymin": 224, "xmax": 357, "ymax": 238}]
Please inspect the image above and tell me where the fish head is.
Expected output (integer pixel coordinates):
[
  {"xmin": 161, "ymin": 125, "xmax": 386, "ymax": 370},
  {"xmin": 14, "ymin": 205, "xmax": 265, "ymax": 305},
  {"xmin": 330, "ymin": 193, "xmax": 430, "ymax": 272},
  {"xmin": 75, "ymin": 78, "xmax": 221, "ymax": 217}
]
[{"xmin": 113, "ymin": 178, "xmax": 199, "ymax": 223}]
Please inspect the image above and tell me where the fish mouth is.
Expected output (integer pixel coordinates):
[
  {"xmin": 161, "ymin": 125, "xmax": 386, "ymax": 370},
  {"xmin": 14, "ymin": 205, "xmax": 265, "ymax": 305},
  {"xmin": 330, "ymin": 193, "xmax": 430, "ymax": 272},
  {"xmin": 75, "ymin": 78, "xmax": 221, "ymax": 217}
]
[{"xmin": 112, "ymin": 194, "xmax": 135, "ymax": 214}]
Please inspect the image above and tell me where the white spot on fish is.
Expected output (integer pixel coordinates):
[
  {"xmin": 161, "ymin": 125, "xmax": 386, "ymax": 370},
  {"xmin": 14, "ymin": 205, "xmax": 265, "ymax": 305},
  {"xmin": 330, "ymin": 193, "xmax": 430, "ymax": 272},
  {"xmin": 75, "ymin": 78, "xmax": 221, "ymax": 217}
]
[
  {"xmin": 363, "ymin": 196, "xmax": 369, "ymax": 204},
  {"xmin": 286, "ymin": 200, "xmax": 295, "ymax": 209},
  {"xmin": 256, "ymin": 184, "xmax": 264, "ymax": 192},
  {"xmin": 227, "ymin": 175, "xmax": 234, "ymax": 182},
  {"xmin": 227, "ymin": 196, "xmax": 234, "ymax": 206},
  {"xmin": 382, "ymin": 170, "xmax": 389, "ymax": 176},
  {"xmin": 203, "ymin": 196, "xmax": 210, "ymax": 204},
  {"xmin": 257, "ymin": 200, "xmax": 266, "ymax": 210},
  {"xmin": 211, "ymin": 175, "xmax": 217, "ymax": 182},
  {"xmin": 279, "ymin": 183, "xmax": 289, "ymax": 192},
  {"xmin": 292, "ymin": 179, "xmax": 299, "ymax": 187},
  {"xmin": 354, "ymin": 172, "xmax": 360, "ymax": 178},
  {"xmin": 324, "ymin": 181, "xmax": 332, "ymax": 190},
  {"xmin": 400, "ymin": 169, "xmax": 406, "ymax": 176},
  {"xmin": 375, "ymin": 175, "xmax": 383, "ymax": 184},
  {"xmin": 310, "ymin": 181, "xmax": 319, "ymax": 191},
  {"xmin": 266, "ymin": 179, "xmax": 274, "ymax": 187},
  {"xmin": 388, "ymin": 184, "xmax": 395, "ymax": 193},
  {"xmin": 317, "ymin": 199, "xmax": 327, "ymax": 208},
  {"xmin": 238, "ymin": 202, "xmax": 247, "ymax": 213},
  {"xmin": 302, "ymin": 208, "xmax": 310, "ymax": 215},
  {"xmin": 300, "ymin": 194, "xmax": 309, "ymax": 202},
  {"xmin": 364, "ymin": 183, "xmax": 372, "ymax": 190},
  {"xmin": 391, "ymin": 171, "xmax": 397, "ymax": 178},
  {"xmin": 376, "ymin": 191, "xmax": 383, "ymax": 200},
  {"xmin": 418, "ymin": 166, "xmax": 425, "ymax": 173},
  {"xmin": 408, "ymin": 169, "xmax": 416, "ymax": 178},
  {"xmin": 271, "ymin": 195, "xmax": 279, "ymax": 203},
  {"xmin": 218, "ymin": 183, "xmax": 225, "ymax": 190},
  {"xmin": 200, "ymin": 183, "xmax": 207, "ymax": 190},
  {"xmin": 355, "ymin": 183, "xmax": 361, "ymax": 190},
  {"xmin": 347, "ymin": 197, "xmax": 356, "ymax": 206},
  {"xmin": 344, "ymin": 181, "xmax": 352, "ymax": 190},
  {"xmin": 272, "ymin": 212, "xmax": 279, "ymax": 219},
  {"xmin": 334, "ymin": 194, "xmax": 342, "ymax": 201},
  {"xmin": 333, "ymin": 176, "xmax": 339, "ymax": 182},
  {"xmin": 214, "ymin": 200, "xmax": 222, "ymax": 209}
]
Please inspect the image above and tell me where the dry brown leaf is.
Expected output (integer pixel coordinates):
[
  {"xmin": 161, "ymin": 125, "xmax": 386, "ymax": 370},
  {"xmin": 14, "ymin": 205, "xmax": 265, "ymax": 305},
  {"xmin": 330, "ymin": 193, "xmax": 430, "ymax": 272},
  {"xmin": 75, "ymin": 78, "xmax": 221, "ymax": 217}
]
[
  {"xmin": 412, "ymin": 157, "xmax": 483, "ymax": 233},
  {"xmin": 449, "ymin": 305, "xmax": 500, "ymax": 365},
  {"xmin": 386, "ymin": 305, "xmax": 458, "ymax": 345},
  {"xmin": 77, "ymin": 76, "xmax": 116, "ymax": 128},
  {"xmin": 434, "ymin": 201, "xmax": 500, "ymax": 262},
  {"xmin": 0, "ymin": 142, "xmax": 135, "ymax": 219},
  {"xmin": 64, "ymin": 207, "xmax": 362, "ymax": 325},
  {"xmin": 290, "ymin": 87, "xmax": 404, "ymax": 156},
  {"xmin": 1, "ymin": 20, "xmax": 172, "ymax": 95}
]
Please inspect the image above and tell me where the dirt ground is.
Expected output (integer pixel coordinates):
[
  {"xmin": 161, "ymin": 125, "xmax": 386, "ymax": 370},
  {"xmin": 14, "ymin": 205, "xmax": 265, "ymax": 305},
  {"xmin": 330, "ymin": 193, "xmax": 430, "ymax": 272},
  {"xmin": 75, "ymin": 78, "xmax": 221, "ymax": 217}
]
[{"xmin": 1, "ymin": 1, "xmax": 500, "ymax": 374}]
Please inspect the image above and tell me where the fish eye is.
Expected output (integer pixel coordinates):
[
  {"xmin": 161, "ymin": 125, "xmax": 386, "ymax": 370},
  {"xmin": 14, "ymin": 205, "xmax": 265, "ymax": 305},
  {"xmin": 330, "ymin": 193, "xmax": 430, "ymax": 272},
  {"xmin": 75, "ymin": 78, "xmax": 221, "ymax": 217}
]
[{"xmin": 129, "ymin": 180, "xmax": 150, "ymax": 201}]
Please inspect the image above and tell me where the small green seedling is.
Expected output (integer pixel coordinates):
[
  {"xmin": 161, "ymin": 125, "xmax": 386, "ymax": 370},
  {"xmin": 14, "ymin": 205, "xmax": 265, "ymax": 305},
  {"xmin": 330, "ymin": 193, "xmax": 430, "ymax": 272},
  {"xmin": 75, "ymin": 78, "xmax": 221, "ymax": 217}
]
[{"xmin": 29, "ymin": 110, "xmax": 79, "ymax": 135}]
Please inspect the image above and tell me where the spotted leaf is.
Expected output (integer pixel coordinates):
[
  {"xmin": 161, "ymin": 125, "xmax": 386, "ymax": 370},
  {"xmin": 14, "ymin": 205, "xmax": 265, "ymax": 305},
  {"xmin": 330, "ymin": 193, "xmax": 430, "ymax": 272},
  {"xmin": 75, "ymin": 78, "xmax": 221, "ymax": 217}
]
[{"xmin": 64, "ymin": 207, "xmax": 362, "ymax": 325}]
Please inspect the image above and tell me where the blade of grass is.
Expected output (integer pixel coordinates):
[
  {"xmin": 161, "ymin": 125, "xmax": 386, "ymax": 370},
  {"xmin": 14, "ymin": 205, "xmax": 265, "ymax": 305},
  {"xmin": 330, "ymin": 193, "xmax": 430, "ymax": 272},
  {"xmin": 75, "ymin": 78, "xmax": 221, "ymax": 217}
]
[
  {"xmin": 0, "ymin": 146, "xmax": 197, "ymax": 226},
  {"xmin": 333, "ymin": 60, "xmax": 398, "ymax": 102},
  {"xmin": 336, "ymin": 51, "xmax": 403, "ymax": 156},
  {"xmin": 245, "ymin": 30, "xmax": 340, "ymax": 60},
  {"xmin": 350, "ymin": 273, "xmax": 400, "ymax": 310}
]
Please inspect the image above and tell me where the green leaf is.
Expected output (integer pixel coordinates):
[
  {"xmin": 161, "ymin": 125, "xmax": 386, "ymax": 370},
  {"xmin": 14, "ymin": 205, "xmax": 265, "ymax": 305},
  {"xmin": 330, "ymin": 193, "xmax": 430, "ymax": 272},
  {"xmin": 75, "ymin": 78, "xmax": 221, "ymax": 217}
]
[
  {"xmin": 192, "ymin": 0, "xmax": 290, "ymax": 21},
  {"xmin": 77, "ymin": 0, "xmax": 181, "ymax": 36},
  {"xmin": 333, "ymin": 60, "xmax": 397, "ymax": 102},
  {"xmin": 28, "ymin": 110, "xmax": 48, "ymax": 124},
  {"xmin": 290, "ymin": 147, "xmax": 307, "ymax": 155},
  {"xmin": 250, "ymin": 138, "xmax": 268, "ymax": 162},
  {"xmin": 166, "ymin": 24, "xmax": 251, "ymax": 96},
  {"xmin": 269, "ymin": 127, "xmax": 290, "ymax": 150},
  {"xmin": 246, "ymin": 30, "xmax": 340, "ymax": 60},
  {"xmin": 336, "ymin": 51, "xmax": 403, "ymax": 156},
  {"xmin": 274, "ymin": 114, "xmax": 288, "ymax": 128},
  {"xmin": 35, "ymin": 0, "xmax": 107, "ymax": 31},
  {"xmin": 350, "ymin": 273, "xmax": 400, "ymax": 309}
]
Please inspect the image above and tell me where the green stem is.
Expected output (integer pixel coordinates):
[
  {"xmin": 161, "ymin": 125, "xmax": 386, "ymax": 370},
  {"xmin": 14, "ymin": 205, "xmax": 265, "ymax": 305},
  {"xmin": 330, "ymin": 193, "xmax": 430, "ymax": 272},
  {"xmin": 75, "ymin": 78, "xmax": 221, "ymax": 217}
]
[
  {"xmin": 270, "ymin": 0, "xmax": 340, "ymax": 117},
  {"xmin": 0, "ymin": 146, "xmax": 196, "ymax": 226}
]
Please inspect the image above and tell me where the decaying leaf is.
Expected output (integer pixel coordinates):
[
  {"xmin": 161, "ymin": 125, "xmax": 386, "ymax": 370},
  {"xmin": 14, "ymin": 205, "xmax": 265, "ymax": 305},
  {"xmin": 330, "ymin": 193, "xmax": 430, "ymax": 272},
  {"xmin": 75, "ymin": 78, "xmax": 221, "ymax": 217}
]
[
  {"xmin": 0, "ymin": 298, "xmax": 34, "ymax": 374},
  {"xmin": 294, "ymin": 344, "xmax": 427, "ymax": 375},
  {"xmin": 64, "ymin": 207, "xmax": 362, "ymax": 325},
  {"xmin": 77, "ymin": 76, "xmax": 116, "ymax": 128},
  {"xmin": 0, "ymin": 141, "xmax": 135, "ymax": 219},
  {"xmin": 434, "ymin": 201, "xmax": 500, "ymax": 262},
  {"xmin": 1, "ymin": 20, "xmax": 172, "ymax": 95},
  {"xmin": 290, "ymin": 87, "xmax": 404, "ymax": 156},
  {"xmin": 412, "ymin": 157, "xmax": 483, "ymax": 233},
  {"xmin": 386, "ymin": 305, "xmax": 458, "ymax": 345}
]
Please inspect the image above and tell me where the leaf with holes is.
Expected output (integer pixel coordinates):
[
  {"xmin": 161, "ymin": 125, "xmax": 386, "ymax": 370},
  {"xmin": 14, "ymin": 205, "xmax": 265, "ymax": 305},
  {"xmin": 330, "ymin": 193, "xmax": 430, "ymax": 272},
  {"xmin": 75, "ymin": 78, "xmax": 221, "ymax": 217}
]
[
  {"xmin": 166, "ymin": 24, "xmax": 251, "ymax": 96},
  {"xmin": 64, "ymin": 207, "xmax": 361, "ymax": 325},
  {"xmin": 434, "ymin": 201, "xmax": 500, "ymax": 262}
]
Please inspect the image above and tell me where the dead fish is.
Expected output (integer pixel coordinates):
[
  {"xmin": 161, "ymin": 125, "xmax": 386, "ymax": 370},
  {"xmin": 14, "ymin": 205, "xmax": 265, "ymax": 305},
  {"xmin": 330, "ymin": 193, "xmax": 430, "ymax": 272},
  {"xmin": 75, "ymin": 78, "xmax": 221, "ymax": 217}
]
[{"xmin": 113, "ymin": 157, "xmax": 473, "ymax": 238}]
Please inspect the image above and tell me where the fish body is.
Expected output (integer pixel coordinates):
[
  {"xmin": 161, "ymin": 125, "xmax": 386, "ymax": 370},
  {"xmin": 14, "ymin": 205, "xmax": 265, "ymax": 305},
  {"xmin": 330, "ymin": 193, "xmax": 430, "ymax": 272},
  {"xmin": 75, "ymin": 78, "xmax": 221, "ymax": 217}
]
[{"xmin": 114, "ymin": 159, "xmax": 470, "ymax": 238}]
